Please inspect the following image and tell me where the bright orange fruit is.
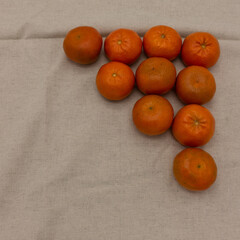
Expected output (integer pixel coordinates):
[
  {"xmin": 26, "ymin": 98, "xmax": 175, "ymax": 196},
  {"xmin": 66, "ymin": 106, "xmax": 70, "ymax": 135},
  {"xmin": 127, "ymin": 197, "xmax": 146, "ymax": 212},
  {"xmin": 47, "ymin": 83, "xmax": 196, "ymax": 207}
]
[
  {"xmin": 63, "ymin": 26, "xmax": 102, "ymax": 64},
  {"xmin": 143, "ymin": 25, "xmax": 182, "ymax": 60},
  {"xmin": 96, "ymin": 61, "xmax": 135, "ymax": 101},
  {"xmin": 172, "ymin": 104, "xmax": 215, "ymax": 147},
  {"xmin": 173, "ymin": 148, "xmax": 217, "ymax": 191},
  {"xmin": 181, "ymin": 32, "xmax": 220, "ymax": 68},
  {"xmin": 104, "ymin": 28, "xmax": 142, "ymax": 65},
  {"xmin": 132, "ymin": 95, "xmax": 174, "ymax": 136}
]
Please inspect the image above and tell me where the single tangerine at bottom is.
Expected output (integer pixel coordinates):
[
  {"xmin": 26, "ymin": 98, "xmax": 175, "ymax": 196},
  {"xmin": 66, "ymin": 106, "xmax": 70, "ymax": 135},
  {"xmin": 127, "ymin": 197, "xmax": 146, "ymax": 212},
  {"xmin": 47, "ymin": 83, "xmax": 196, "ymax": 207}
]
[{"xmin": 173, "ymin": 148, "xmax": 217, "ymax": 191}]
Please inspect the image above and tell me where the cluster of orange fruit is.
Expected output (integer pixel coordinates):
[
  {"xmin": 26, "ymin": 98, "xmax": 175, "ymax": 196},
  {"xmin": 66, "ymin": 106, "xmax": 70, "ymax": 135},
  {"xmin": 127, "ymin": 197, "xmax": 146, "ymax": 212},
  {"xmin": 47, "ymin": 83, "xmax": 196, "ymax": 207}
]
[{"xmin": 63, "ymin": 25, "xmax": 220, "ymax": 191}]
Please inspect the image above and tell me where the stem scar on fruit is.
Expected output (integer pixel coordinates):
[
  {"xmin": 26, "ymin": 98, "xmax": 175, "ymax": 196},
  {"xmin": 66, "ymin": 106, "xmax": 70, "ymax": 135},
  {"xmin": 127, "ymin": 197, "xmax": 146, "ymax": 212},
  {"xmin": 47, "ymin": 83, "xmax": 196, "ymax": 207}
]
[{"xmin": 194, "ymin": 119, "xmax": 200, "ymax": 126}]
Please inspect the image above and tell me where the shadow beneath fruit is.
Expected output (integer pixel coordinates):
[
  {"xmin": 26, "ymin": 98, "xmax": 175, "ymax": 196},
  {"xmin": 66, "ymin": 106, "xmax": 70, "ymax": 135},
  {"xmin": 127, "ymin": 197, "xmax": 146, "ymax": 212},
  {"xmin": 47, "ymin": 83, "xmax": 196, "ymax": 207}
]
[
  {"xmin": 64, "ymin": 57, "xmax": 100, "ymax": 69},
  {"xmin": 102, "ymin": 52, "xmax": 110, "ymax": 63},
  {"xmin": 64, "ymin": 44, "xmax": 108, "ymax": 69},
  {"xmin": 130, "ymin": 51, "xmax": 147, "ymax": 72},
  {"xmin": 96, "ymin": 88, "xmax": 138, "ymax": 105},
  {"xmin": 176, "ymin": 183, "xmax": 217, "ymax": 194},
  {"xmin": 132, "ymin": 127, "xmax": 173, "ymax": 142}
]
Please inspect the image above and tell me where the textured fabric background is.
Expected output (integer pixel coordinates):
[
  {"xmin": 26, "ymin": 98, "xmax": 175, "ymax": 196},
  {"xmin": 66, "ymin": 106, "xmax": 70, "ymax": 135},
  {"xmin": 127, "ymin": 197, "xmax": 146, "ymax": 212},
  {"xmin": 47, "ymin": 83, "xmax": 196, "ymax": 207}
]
[{"xmin": 0, "ymin": 1, "xmax": 240, "ymax": 239}]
